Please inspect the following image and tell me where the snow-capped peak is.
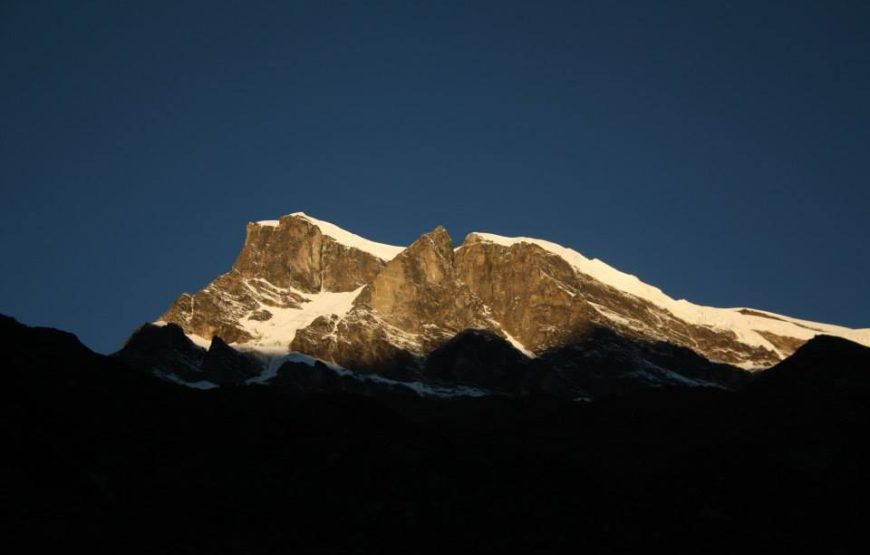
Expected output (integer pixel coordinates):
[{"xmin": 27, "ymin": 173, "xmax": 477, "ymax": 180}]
[
  {"xmin": 256, "ymin": 212, "xmax": 406, "ymax": 261},
  {"xmin": 468, "ymin": 232, "xmax": 674, "ymax": 307},
  {"xmin": 466, "ymin": 232, "xmax": 870, "ymax": 360}
]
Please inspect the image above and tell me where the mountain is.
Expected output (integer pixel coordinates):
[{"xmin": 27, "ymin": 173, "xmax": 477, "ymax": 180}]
[
  {"xmin": 119, "ymin": 212, "xmax": 870, "ymax": 398},
  {"xmin": 749, "ymin": 334, "xmax": 870, "ymax": 396},
  {"xmin": 5, "ymin": 314, "xmax": 870, "ymax": 554}
]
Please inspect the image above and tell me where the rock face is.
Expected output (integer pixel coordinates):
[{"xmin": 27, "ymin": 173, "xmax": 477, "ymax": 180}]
[
  {"xmin": 160, "ymin": 273, "xmax": 303, "ymax": 344},
  {"xmin": 291, "ymin": 227, "xmax": 491, "ymax": 375},
  {"xmin": 136, "ymin": 212, "xmax": 870, "ymax": 398},
  {"xmin": 232, "ymin": 215, "xmax": 386, "ymax": 292},
  {"xmin": 159, "ymin": 214, "xmax": 389, "ymax": 347},
  {"xmin": 455, "ymin": 235, "xmax": 601, "ymax": 352},
  {"xmin": 362, "ymin": 226, "xmax": 484, "ymax": 337},
  {"xmin": 455, "ymin": 234, "xmax": 779, "ymax": 365}
]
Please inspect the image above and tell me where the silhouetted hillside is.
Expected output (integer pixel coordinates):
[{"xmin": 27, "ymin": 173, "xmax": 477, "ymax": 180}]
[
  {"xmin": 3, "ymin": 315, "xmax": 869, "ymax": 554},
  {"xmin": 750, "ymin": 334, "xmax": 870, "ymax": 396}
]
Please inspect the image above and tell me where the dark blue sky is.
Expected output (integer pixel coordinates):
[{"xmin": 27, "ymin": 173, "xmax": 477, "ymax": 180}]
[{"xmin": 2, "ymin": 0, "xmax": 868, "ymax": 353}]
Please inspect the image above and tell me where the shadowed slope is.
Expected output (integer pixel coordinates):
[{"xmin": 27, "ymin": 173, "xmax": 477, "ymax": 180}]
[{"xmin": 4, "ymin": 315, "xmax": 870, "ymax": 553}]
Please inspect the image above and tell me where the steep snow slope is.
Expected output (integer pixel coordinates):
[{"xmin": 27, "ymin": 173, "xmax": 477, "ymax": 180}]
[{"xmin": 162, "ymin": 283, "xmax": 363, "ymax": 355}]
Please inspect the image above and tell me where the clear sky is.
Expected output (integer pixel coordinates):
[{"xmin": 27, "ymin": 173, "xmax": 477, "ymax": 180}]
[{"xmin": 2, "ymin": 1, "xmax": 868, "ymax": 353}]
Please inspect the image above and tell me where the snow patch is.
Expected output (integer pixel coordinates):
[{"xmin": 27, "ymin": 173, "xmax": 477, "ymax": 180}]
[
  {"xmin": 184, "ymin": 380, "xmax": 221, "ymax": 390},
  {"xmin": 242, "ymin": 351, "xmax": 347, "ymax": 385},
  {"xmin": 153, "ymin": 368, "xmax": 219, "ymax": 390},
  {"xmin": 488, "ymin": 322, "xmax": 535, "ymax": 358},
  {"xmin": 634, "ymin": 361, "xmax": 725, "ymax": 389},
  {"xmin": 326, "ymin": 364, "xmax": 491, "ymax": 398},
  {"xmin": 501, "ymin": 330, "xmax": 535, "ymax": 358},
  {"xmin": 187, "ymin": 334, "xmax": 213, "ymax": 350},
  {"xmin": 242, "ymin": 349, "xmax": 492, "ymax": 398},
  {"xmin": 235, "ymin": 285, "xmax": 364, "ymax": 354}
]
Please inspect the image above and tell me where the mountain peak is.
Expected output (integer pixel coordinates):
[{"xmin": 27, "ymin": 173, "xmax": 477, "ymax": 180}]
[
  {"xmin": 151, "ymin": 213, "xmax": 870, "ymax": 389},
  {"xmin": 405, "ymin": 225, "xmax": 454, "ymax": 259},
  {"xmin": 255, "ymin": 212, "xmax": 405, "ymax": 261}
]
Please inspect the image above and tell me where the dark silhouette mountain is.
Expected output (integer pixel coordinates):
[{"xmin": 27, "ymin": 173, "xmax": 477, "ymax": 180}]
[
  {"xmin": 4, "ymin": 314, "xmax": 870, "ymax": 554},
  {"xmin": 750, "ymin": 334, "xmax": 870, "ymax": 396},
  {"xmin": 422, "ymin": 329, "xmax": 530, "ymax": 392},
  {"xmin": 119, "ymin": 320, "xmax": 751, "ymax": 398}
]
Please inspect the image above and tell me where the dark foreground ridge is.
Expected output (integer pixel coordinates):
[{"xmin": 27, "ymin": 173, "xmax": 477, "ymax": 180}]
[
  {"xmin": 3, "ymin": 314, "xmax": 870, "ymax": 554},
  {"xmin": 119, "ymin": 320, "xmax": 750, "ymax": 398}
]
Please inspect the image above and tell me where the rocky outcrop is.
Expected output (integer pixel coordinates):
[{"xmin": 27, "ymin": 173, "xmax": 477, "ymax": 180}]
[
  {"xmin": 290, "ymin": 227, "xmax": 491, "ymax": 375},
  {"xmin": 454, "ymin": 235, "xmax": 598, "ymax": 352},
  {"xmin": 360, "ymin": 226, "xmax": 482, "ymax": 335},
  {"xmin": 232, "ymin": 215, "xmax": 386, "ymax": 292},
  {"xmin": 291, "ymin": 310, "xmax": 419, "ymax": 379},
  {"xmin": 159, "ymin": 214, "xmax": 390, "ymax": 346}
]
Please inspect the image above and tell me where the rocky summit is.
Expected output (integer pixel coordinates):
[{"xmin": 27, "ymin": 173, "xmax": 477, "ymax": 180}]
[{"xmin": 118, "ymin": 212, "xmax": 870, "ymax": 398}]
